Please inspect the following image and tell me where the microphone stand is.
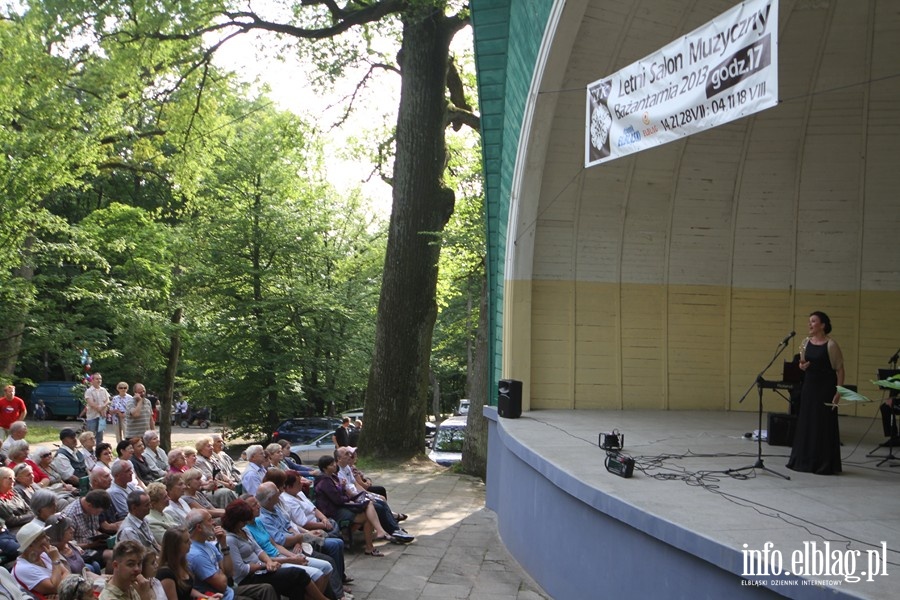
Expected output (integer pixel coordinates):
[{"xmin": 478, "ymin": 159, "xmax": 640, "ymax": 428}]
[{"xmin": 728, "ymin": 336, "xmax": 793, "ymax": 480}]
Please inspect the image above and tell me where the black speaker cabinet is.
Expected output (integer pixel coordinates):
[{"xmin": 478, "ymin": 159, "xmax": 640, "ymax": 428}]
[
  {"xmin": 767, "ymin": 412, "xmax": 797, "ymax": 446},
  {"xmin": 498, "ymin": 379, "xmax": 522, "ymax": 419}
]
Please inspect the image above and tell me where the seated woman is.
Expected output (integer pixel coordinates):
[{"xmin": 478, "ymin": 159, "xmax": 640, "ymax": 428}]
[
  {"xmin": 95, "ymin": 443, "xmax": 115, "ymax": 471},
  {"xmin": 32, "ymin": 448, "xmax": 78, "ymax": 496},
  {"xmin": 239, "ymin": 495, "xmax": 337, "ymax": 597},
  {"xmin": 221, "ymin": 499, "xmax": 327, "ymax": 600},
  {"xmin": 157, "ymin": 527, "xmax": 204, "ymax": 600},
  {"xmin": 146, "ymin": 482, "xmax": 181, "ymax": 545},
  {"xmin": 167, "ymin": 449, "xmax": 187, "ymax": 474},
  {"xmin": 0, "ymin": 466, "xmax": 33, "ymax": 558},
  {"xmin": 313, "ymin": 455, "xmax": 392, "ymax": 556},
  {"xmin": 346, "ymin": 449, "xmax": 388, "ymax": 499},
  {"xmin": 29, "ymin": 490, "xmax": 58, "ymax": 525},
  {"xmin": 45, "ymin": 513, "xmax": 100, "ymax": 575},
  {"xmin": 179, "ymin": 469, "xmax": 224, "ymax": 519},
  {"xmin": 162, "ymin": 473, "xmax": 191, "ymax": 525},
  {"xmin": 272, "ymin": 440, "xmax": 317, "ymax": 477},
  {"xmin": 11, "ymin": 520, "xmax": 71, "ymax": 598},
  {"xmin": 6, "ymin": 442, "xmax": 53, "ymax": 487},
  {"xmin": 13, "ymin": 464, "xmax": 40, "ymax": 503}
]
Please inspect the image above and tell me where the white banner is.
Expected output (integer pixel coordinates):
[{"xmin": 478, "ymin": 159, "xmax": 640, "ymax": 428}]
[{"xmin": 585, "ymin": 0, "xmax": 778, "ymax": 167}]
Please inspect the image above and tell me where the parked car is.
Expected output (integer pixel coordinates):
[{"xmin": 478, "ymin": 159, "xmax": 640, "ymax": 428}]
[
  {"xmin": 30, "ymin": 381, "xmax": 82, "ymax": 418},
  {"xmin": 271, "ymin": 417, "xmax": 342, "ymax": 444},
  {"xmin": 457, "ymin": 399, "xmax": 470, "ymax": 415},
  {"xmin": 289, "ymin": 430, "xmax": 336, "ymax": 464},
  {"xmin": 341, "ymin": 407, "xmax": 365, "ymax": 421},
  {"xmin": 428, "ymin": 415, "xmax": 467, "ymax": 467}
]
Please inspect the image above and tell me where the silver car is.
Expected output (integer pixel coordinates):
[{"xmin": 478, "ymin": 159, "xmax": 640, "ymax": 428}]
[{"xmin": 289, "ymin": 431, "xmax": 336, "ymax": 465}]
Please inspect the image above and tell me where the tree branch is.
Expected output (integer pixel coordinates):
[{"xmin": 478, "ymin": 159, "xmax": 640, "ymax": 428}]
[{"xmin": 445, "ymin": 105, "xmax": 480, "ymax": 132}]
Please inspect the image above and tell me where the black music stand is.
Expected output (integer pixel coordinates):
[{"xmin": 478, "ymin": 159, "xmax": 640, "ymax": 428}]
[
  {"xmin": 728, "ymin": 337, "xmax": 792, "ymax": 480},
  {"xmin": 867, "ymin": 367, "xmax": 900, "ymax": 467}
]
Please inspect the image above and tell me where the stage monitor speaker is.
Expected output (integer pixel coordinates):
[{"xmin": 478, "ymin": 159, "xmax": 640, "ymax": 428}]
[
  {"xmin": 767, "ymin": 412, "xmax": 796, "ymax": 447},
  {"xmin": 498, "ymin": 379, "xmax": 522, "ymax": 419}
]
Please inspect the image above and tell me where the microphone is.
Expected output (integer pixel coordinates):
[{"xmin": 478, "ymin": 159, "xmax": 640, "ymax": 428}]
[{"xmin": 781, "ymin": 331, "xmax": 796, "ymax": 345}]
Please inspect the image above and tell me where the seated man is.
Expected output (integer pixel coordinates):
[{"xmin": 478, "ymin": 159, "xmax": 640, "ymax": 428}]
[
  {"xmin": 1, "ymin": 421, "xmax": 27, "ymax": 453},
  {"xmin": 116, "ymin": 490, "xmax": 160, "ymax": 553},
  {"xmin": 51, "ymin": 428, "xmax": 88, "ymax": 485},
  {"xmin": 99, "ymin": 540, "xmax": 150, "ymax": 600},
  {"xmin": 185, "ymin": 509, "xmax": 280, "ymax": 600},
  {"xmin": 61, "ymin": 489, "xmax": 113, "ymax": 567},
  {"xmin": 241, "ymin": 445, "xmax": 268, "ymax": 496},
  {"xmin": 108, "ymin": 460, "xmax": 142, "ymax": 521},
  {"xmin": 212, "ymin": 434, "xmax": 242, "ymax": 482},
  {"xmin": 89, "ymin": 465, "xmax": 124, "ymax": 536}
]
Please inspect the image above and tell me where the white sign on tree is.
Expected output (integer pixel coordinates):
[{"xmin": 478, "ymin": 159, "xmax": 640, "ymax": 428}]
[{"xmin": 585, "ymin": 0, "xmax": 779, "ymax": 167}]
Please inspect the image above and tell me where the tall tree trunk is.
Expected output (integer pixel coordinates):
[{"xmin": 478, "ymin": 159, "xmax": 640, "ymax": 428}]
[
  {"xmin": 461, "ymin": 268, "xmax": 488, "ymax": 479},
  {"xmin": 362, "ymin": 8, "xmax": 455, "ymax": 459},
  {"xmin": 0, "ymin": 237, "xmax": 34, "ymax": 378},
  {"xmin": 160, "ymin": 306, "xmax": 182, "ymax": 450}
]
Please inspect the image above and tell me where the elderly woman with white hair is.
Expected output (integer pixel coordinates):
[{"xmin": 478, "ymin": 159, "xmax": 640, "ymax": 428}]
[
  {"xmin": 29, "ymin": 489, "xmax": 58, "ymax": 525},
  {"xmin": 0, "ymin": 465, "xmax": 32, "ymax": 557},
  {"xmin": 10, "ymin": 520, "xmax": 71, "ymax": 597},
  {"xmin": 143, "ymin": 430, "xmax": 169, "ymax": 472},
  {"xmin": 241, "ymin": 445, "xmax": 268, "ymax": 496},
  {"xmin": 36, "ymin": 448, "xmax": 78, "ymax": 495}
]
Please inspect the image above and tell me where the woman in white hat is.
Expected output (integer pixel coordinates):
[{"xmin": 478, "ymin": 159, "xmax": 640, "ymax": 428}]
[{"xmin": 10, "ymin": 520, "xmax": 70, "ymax": 598}]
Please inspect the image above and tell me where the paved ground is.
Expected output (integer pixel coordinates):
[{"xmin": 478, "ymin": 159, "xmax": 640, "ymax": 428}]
[
  {"xmin": 32, "ymin": 420, "xmax": 550, "ymax": 600},
  {"xmin": 340, "ymin": 461, "xmax": 549, "ymax": 600}
]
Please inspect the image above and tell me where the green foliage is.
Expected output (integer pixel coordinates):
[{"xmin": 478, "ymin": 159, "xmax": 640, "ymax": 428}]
[{"xmin": 179, "ymin": 99, "xmax": 385, "ymax": 437}]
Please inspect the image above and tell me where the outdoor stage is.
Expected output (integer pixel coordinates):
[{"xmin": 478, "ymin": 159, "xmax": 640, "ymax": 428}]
[{"xmin": 484, "ymin": 406, "xmax": 900, "ymax": 600}]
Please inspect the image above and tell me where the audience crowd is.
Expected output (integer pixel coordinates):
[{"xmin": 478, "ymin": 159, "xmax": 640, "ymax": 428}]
[{"xmin": 0, "ymin": 379, "xmax": 414, "ymax": 600}]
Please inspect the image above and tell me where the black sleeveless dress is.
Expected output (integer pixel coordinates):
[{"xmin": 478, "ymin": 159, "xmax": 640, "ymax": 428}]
[{"xmin": 786, "ymin": 340, "xmax": 842, "ymax": 474}]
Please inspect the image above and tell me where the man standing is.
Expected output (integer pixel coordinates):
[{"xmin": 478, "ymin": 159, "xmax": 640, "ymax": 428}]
[
  {"xmin": 331, "ymin": 418, "xmax": 351, "ymax": 448},
  {"xmin": 52, "ymin": 427, "xmax": 88, "ymax": 485},
  {"xmin": 84, "ymin": 373, "xmax": 111, "ymax": 443},
  {"xmin": 116, "ymin": 490, "xmax": 160, "ymax": 553},
  {"xmin": 0, "ymin": 385, "xmax": 27, "ymax": 439},
  {"xmin": 185, "ymin": 509, "xmax": 279, "ymax": 600},
  {"xmin": 125, "ymin": 384, "xmax": 153, "ymax": 440}
]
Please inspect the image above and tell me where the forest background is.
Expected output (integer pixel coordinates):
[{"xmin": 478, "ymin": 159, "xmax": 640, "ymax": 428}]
[{"xmin": 0, "ymin": 1, "xmax": 487, "ymax": 472}]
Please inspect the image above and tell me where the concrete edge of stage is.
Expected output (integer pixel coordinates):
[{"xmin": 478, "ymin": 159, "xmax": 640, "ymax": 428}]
[{"xmin": 483, "ymin": 406, "xmax": 882, "ymax": 600}]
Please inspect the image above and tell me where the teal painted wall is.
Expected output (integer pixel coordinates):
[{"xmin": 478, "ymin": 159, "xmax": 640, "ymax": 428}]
[{"xmin": 471, "ymin": 0, "xmax": 553, "ymax": 404}]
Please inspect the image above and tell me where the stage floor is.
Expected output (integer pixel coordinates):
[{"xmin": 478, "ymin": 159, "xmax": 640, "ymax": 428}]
[{"xmin": 496, "ymin": 408, "xmax": 900, "ymax": 599}]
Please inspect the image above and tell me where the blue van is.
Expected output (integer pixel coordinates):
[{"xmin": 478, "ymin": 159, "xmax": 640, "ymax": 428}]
[{"xmin": 30, "ymin": 381, "xmax": 83, "ymax": 418}]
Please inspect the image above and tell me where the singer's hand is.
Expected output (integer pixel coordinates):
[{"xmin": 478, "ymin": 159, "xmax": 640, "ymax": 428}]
[{"xmin": 799, "ymin": 360, "xmax": 810, "ymax": 371}]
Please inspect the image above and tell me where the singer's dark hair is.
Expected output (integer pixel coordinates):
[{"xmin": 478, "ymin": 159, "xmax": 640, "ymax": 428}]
[{"xmin": 810, "ymin": 311, "xmax": 832, "ymax": 335}]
